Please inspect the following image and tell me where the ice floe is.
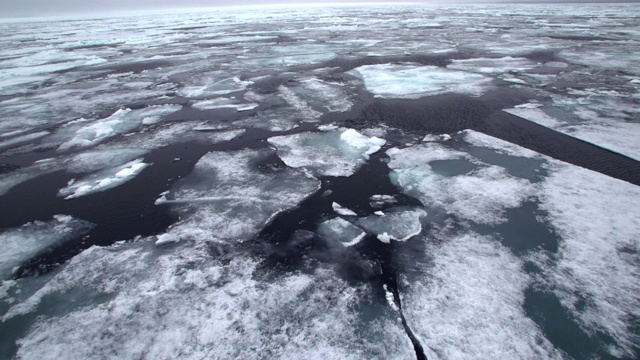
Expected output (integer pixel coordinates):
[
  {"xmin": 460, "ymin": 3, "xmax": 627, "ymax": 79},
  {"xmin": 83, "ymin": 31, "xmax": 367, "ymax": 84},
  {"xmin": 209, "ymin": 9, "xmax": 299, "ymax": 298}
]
[
  {"xmin": 268, "ymin": 128, "xmax": 385, "ymax": 177},
  {"xmin": 11, "ymin": 240, "xmax": 414, "ymax": 359},
  {"xmin": 160, "ymin": 148, "xmax": 320, "ymax": 244},
  {"xmin": 357, "ymin": 208, "xmax": 426, "ymax": 243},
  {"xmin": 532, "ymin": 161, "xmax": 640, "ymax": 357},
  {"xmin": 401, "ymin": 233, "xmax": 560, "ymax": 359},
  {"xmin": 332, "ymin": 202, "xmax": 357, "ymax": 216},
  {"xmin": 447, "ymin": 56, "xmax": 537, "ymax": 75},
  {"xmin": 192, "ymin": 98, "xmax": 258, "ymax": 112},
  {"xmin": 58, "ymin": 158, "xmax": 149, "ymax": 199},
  {"xmin": 387, "ymin": 143, "xmax": 536, "ymax": 224},
  {"xmin": 317, "ymin": 217, "xmax": 366, "ymax": 247},
  {"xmin": 350, "ymin": 63, "xmax": 491, "ymax": 99},
  {"xmin": 0, "ymin": 215, "xmax": 93, "ymax": 280}
]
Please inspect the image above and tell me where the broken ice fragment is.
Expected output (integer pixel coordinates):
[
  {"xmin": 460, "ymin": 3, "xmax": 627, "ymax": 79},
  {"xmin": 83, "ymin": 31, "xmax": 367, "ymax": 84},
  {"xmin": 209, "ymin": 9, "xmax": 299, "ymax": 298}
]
[
  {"xmin": 0, "ymin": 215, "xmax": 93, "ymax": 279},
  {"xmin": 268, "ymin": 128, "xmax": 385, "ymax": 177},
  {"xmin": 332, "ymin": 202, "xmax": 357, "ymax": 216},
  {"xmin": 357, "ymin": 208, "xmax": 426, "ymax": 243},
  {"xmin": 58, "ymin": 158, "xmax": 150, "ymax": 199},
  {"xmin": 349, "ymin": 63, "xmax": 491, "ymax": 99},
  {"xmin": 317, "ymin": 217, "xmax": 366, "ymax": 247}
]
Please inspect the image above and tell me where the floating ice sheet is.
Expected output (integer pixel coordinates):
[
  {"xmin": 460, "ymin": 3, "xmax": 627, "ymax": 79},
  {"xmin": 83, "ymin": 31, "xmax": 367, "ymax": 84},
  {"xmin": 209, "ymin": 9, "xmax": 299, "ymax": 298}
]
[
  {"xmin": 349, "ymin": 63, "xmax": 491, "ymax": 99},
  {"xmin": 12, "ymin": 241, "xmax": 414, "ymax": 359},
  {"xmin": 533, "ymin": 161, "xmax": 640, "ymax": 357},
  {"xmin": 447, "ymin": 56, "xmax": 537, "ymax": 75},
  {"xmin": 58, "ymin": 158, "xmax": 149, "ymax": 199},
  {"xmin": 160, "ymin": 148, "xmax": 320, "ymax": 244},
  {"xmin": 401, "ymin": 233, "xmax": 560, "ymax": 359},
  {"xmin": 357, "ymin": 208, "xmax": 426, "ymax": 243},
  {"xmin": 0, "ymin": 215, "xmax": 93, "ymax": 280},
  {"xmin": 192, "ymin": 98, "xmax": 258, "ymax": 112},
  {"xmin": 317, "ymin": 217, "xmax": 366, "ymax": 247},
  {"xmin": 58, "ymin": 105, "xmax": 181, "ymax": 151},
  {"xmin": 388, "ymin": 143, "xmax": 535, "ymax": 224},
  {"xmin": 268, "ymin": 128, "xmax": 385, "ymax": 177}
]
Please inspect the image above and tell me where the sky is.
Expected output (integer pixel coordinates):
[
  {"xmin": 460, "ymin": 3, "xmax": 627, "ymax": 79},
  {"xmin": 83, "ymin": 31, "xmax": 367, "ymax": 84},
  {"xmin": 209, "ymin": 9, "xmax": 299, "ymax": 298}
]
[{"xmin": 0, "ymin": 0, "xmax": 637, "ymax": 17}]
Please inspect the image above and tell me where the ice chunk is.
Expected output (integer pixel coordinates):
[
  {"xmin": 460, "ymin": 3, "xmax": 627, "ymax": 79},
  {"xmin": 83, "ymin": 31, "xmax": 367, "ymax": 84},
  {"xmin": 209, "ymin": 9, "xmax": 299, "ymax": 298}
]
[
  {"xmin": 357, "ymin": 208, "xmax": 426, "ymax": 243},
  {"xmin": 278, "ymin": 85, "xmax": 322, "ymax": 120},
  {"xmin": 12, "ymin": 241, "xmax": 413, "ymax": 359},
  {"xmin": 0, "ymin": 131, "xmax": 50, "ymax": 149},
  {"xmin": 317, "ymin": 217, "xmax": 366, "ymax": 247},
  {"xmin": 137, "ymin": 104, "xmax": 182, "ymax": 125},
  {"xmin": 162, "ymin": 148, "xmax": 320, "ymax": 244},
  {"xmin": 369, "ymin": 194, "xmax": 398, "ymax": 208},
  {"xmin": 192, "ymin": 98, "xmax": 258, "ymax": 112},
  {"xmin": 387, "ymin": 143, "xmax": 535, "ymax": 224},
  {"xmin": 401, "ymin": 233, "xmax": 560, "ymax": 359},
  {"xmin": 58, "ymin": 158, "xmax": 149, "ymax": 199},
  {"xmin": 178, "ymin": 76, "xmax": 251, "ymax": 98},
  {"xmin": 532, "ymin": 161, "xmax": 640, "ymax": 357},
  {"xmin": 447, "ymin": 57, "xmax": 537, "ymax": 75},
  {"xmin": 299, "ymin": 78, "xmax": 352, "ymax": 113},
  {"xmin": 332, "ymin": 202, "xmax": 357, "ymax": 216},
  {"xmin": 504, "ymin": 107, "xmax": 561, "ymax": 128},
  {"xmin": 268, "ymin": 128, "xmax": 385, "ymax": 177},
  {"xmin": 0, "ymin": 215, "xmax": 93, "ymax": 280},
  {"xmin": 155, "ymin": 233, "xmax": 179, "ymax": 246},
  {"xmin": 64, "ymin": 148, "xmax": 148, "ymax": 173},
  {"xmin": 349, "ymin": 63, "xmax": 491, "ymax": 99}
]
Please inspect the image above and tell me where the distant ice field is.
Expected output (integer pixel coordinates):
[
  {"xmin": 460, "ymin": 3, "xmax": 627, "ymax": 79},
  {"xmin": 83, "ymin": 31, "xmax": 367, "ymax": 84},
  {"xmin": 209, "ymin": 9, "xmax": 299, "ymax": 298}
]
[{"xmin": 1, "ymin": 3, "xmax": 640, "ymax": 360}]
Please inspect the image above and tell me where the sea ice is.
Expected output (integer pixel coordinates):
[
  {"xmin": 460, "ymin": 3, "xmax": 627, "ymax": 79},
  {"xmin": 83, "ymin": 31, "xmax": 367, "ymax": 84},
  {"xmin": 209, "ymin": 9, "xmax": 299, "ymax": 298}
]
[
  {"xmin": 0, "ymin": 215, "xmax": 93, "ymax": 280},
  {"xmin": 58, "ymin": 158, "xmax": 149, "ymax": 199},
  {"xmin": 12, "ymin": 240, "xmax": 414, "ymax": 359},
  {"xmin": 192, "ymin": 98, "xmax": 258, "ymax": 112},
  {"xmin": 349, "ymin": 63, "xmax": 491, "ymax": 99},
  {"xmin": 356, "ymin": 208, "xmax": 427, "ymax": 243},
  {"xmin": 387, "ymin": 143, "xmax": 536, "ymax": 224},
  {"xmin": 447, "ymin": 56, "xmax": 537, "ymax": 75},
  {"xmin": 332, "ymin": 202, "xmax": 357, "ymax": 216},
  {"xmin": 268, "ymin": 128, "xmax": 385, "ymax": 177},
  {"xmin": 317, "ymin": 217, "xmax": 366, "ymax": 247},
  {"xmin": 160, "ymin": 148, "xmax": 320, "ymax": 244},
  {"xmin": 400, "ymin": 233, "xmax": 560, "ymax": 359}
]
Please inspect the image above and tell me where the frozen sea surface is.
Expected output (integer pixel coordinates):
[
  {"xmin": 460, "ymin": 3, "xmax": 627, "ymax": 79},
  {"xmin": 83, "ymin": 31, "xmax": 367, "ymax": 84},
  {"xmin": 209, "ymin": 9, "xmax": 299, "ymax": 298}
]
[{"xmin": 1, "ymin": 3, "xmax": 640, "ymax": 360}]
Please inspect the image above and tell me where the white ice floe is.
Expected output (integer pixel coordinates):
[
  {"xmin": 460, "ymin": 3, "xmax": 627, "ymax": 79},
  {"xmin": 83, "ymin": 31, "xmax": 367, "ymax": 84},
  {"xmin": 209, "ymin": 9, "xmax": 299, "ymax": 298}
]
[
  {"xmin": 387, "ymin": 143, "xmax": 536, "ymax": 224},
  {"xmin": 278, "ymin": 85, "xmax": 323, "ymax": 120},
  {"xmin": 161, "ymin": 148, "xmax": 320, "ymax": 244},
  {"xmin": 317, "ymin": 217, "xmax": 366, "ymax": 247},
  {"xmin": 332, "ymin": 202, "xmax": 357, "ymax": 216},
  {"xmin": 178, "ymin": 76, "xmax": 252, "ymax": 98},
  {"xmin": 504, "ymin": 107, "xmax": 561, "ymax": 128},
  {"xmin": 447, "ymin": 56, "xmax": 537, "ymax": 75},
  {"xmin": 299, "ymin": 78, "xmax": 352, "ymax": 113},
  {"xmin": 192, "ymin": 98, "xmax": 258, "ymax": 112},
  {"xmin": 268, "ymin": 128, "xmax": 385, "ymax": 177},
  {"xmin": 533, "ymin": 161, "xmax": 640, "ymax": 357},
  {"xmin": 0, "ymin": 131, "xmax": 50, "ymax": 149},
  {"xmin": 349, "ymin": 63, "xmax": 491, "ymax": 99},
  {"xmin": 58, "ymin": 158, "xmax": 149, "ymax": 199},
  {"xmin": 504, "ymin": 101, "xmax": 640, "ymax": 161},
  {"xmin": 0, "ymin": 215, "xmax": 93, "ymax": 280},
  {"xmin": 357, "ymin": 208, "xmax": 427, "ymax": 243},
  {"xmin": 401, "ymin": 233, "xmax": 560, "ymax": 359},
  {"xmin": 12, "ymin": 240, "xmax": 413, "ymax": 359},
  {"xmin": 58, "ymin": 105, "xmax": 181, "ymax": 151}
]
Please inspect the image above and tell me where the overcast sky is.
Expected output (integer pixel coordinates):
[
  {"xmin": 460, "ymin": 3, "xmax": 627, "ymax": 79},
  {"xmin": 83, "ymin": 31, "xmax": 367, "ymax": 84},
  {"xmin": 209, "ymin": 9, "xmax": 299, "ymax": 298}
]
[{"xmin": 1, "ymin": 0, "xmax": 637, "ymax": 18}]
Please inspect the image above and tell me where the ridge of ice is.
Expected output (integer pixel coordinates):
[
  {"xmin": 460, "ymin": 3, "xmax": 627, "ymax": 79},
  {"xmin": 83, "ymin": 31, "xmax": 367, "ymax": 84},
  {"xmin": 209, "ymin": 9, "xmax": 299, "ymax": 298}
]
[
  {"xmin": 58, "ymin": 158, "xmax": 150, "ymax": 199},
  {"xmin": 332, "ymin": 202, "xmax": 357, "ymax": 216}
]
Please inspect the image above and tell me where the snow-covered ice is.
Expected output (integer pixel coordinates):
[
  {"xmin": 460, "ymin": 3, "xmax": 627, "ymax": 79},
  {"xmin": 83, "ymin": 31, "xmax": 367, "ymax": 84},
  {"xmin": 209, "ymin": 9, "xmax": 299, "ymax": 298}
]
[
  {"xmin": 387, "ymin": 143, "xmax": 535, "ymax": 224},
  {"xmin": 317, "ymin": 217, "xmax": 366, "ymax": 247},
  {"xmin": 447, "ymin": 56, "xmax": 537, "ymax": 75},
  {"xmin": 0, "ymin": 216, "xmax": 93, "ymax": 280},
  {"xmin": 350, "ymin": 63, "xmax": 492, "ymax": 99},
  {"xmin": 357, "ymin": 208, "xmax": 426, "ymax": 243},
  {"xmin": 58, "ymin": 158, "xmax": 150, "ymax": 199},
  {"xmin": 268, "ymin": 128, "xmax": 385, "ymax": 177}
]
